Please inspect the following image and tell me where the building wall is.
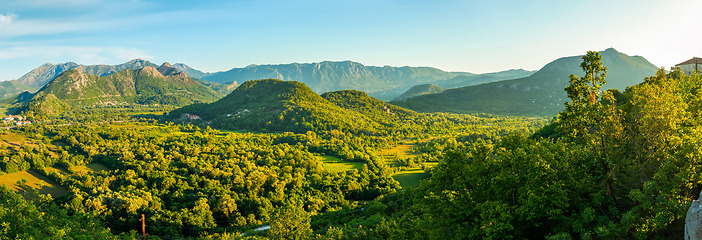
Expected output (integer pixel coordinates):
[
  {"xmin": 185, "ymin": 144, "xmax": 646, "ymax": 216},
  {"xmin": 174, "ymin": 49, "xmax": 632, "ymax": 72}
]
[{"xmin": 679, "ymin": 63, "xmax": 699, "ymax": 75}]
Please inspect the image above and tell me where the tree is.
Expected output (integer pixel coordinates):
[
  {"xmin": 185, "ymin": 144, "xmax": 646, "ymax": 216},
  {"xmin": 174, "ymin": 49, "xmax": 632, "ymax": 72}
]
[
  {"xmin": 557, "ymin": 50, "xmax": 624, "ymax": 203},
  {"xmin": 268, "ymin": 202, "xmax": 313, "ymax": 240},
  {"xmin": 558, "ymin": 50, "xmax": 609, "ymax": 140}
]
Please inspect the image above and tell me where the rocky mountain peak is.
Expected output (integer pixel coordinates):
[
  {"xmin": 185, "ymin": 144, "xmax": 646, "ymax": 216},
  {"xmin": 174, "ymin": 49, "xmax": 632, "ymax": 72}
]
[
  {"xmin": 139, "ymin": 66, "xmax": 165, "ymax": 78},
  {"xmin": 157, "ymin": 62, "xmax": 180, "ymax": 76}
]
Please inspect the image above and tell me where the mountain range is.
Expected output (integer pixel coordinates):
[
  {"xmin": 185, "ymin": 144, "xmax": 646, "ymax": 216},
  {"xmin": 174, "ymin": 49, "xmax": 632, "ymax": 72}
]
[
  {"xmin": 0, "ymin": 59, "xmax": 160, "ymax": 99},
  {"xmin": 1, "ymin": 48, "xmax": 659, "ymax": 117},
  {"xmin": 392, "ymin": 48, "xmax": 659, "ymax": 116},
  {"xmin": 2, "ymin": 60, "xmax": 533, "ymax": 101},
  {"xmin": 197, "ymin": 61, "xmax": 534, "ymax": 100},
  {"xmin": 20, "ymin": 63, "xmax": 222, "ymax": 115}
]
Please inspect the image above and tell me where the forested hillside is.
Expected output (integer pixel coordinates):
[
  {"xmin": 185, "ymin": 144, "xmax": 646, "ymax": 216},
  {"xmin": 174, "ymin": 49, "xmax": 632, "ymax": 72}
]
[
  {"xmin": 168, "ymin": 79, "xmax": 426, "ymax": 135},
  {"xmin": 391, "ymin": 84, "xmax": 446, "ymax": 101},
  {"xmin": 0, "ymin": 51, "xmax": 698, "ymax": 240},
  {"xmin": 394, "ymin": 48, "xmax": 658, "ymax": 116},
  {"xmin": 0, "ymin": 85, "xmax": 543, "ymax": 239},
  {"xmin": 313, "ymin": 52, "xmax": 701, "ymax": 239}
]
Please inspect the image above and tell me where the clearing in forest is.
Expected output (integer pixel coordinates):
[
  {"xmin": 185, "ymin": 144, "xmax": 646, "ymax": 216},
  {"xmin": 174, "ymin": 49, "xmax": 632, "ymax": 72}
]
[
  {"xmin": 69, "ymin": 162, "xmax": 110, "ymax": 175},
  {"xmin": 0, "ymin": 169, "xmax": 68, "ymax": 197},
  {"xmin": 391, "ymin": 167, "xmax": 430, "ymax": 188},
  {"xmin": 319, "ymin": 155, "xmax": 364, "ymax": 173},
  {"xmin": 46, "ymin": 162, "xmax": 110, "ymax": 176},
  {"xmin": 378, "ymin": 137, "xmax": 437, "ymax": 188},
  {"xmin": 0, "ymin": 131, "xmax": 29, "ymax": 147}
]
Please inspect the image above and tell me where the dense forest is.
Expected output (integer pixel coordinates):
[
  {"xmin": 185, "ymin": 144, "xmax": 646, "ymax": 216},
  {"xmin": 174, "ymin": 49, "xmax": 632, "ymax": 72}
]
[{"xmin": 0, "ymin": 51, "xmax": 700, "ymax": 239}]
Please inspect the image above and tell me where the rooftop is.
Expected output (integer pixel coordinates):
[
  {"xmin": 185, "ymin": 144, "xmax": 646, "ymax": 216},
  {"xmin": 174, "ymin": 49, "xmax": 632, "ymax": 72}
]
[{"xmin": 676, "ymin": 57, "xmax": 702, "ymax": 66}]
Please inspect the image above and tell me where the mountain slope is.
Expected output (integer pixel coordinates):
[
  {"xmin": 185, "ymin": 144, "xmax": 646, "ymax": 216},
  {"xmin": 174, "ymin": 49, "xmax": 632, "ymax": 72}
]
[
  {"xmin": 172, "ymin": 63, "xmax": 213, "ymax": 79},
  {"xmin": 393, "ymin": 48, "xmax": 658, "ymax": 116},
  {"xmin": 168, "ymin": 79, "xmax": 413, "ymax": 134},
  {"xmin": 391, "ymin": 84, "xmax": 446, "ymax": 101},
  {"xmin": 435, "ymin": 69, "xmax": 536, "ymax": 89},
  {"xmin": 201, "ymin": 61, "xmax": 462, "ymax": 95},
  {"xmin": 17, "ymin": 59, "xmax": 158, "ymax": 89},
  {"xmin": 0, "ymin": 59, "xmax": 159, "ymax": 100},
  {"xmin": 25, "ymin": 63, "xmax": 222, "ymax": 114}
]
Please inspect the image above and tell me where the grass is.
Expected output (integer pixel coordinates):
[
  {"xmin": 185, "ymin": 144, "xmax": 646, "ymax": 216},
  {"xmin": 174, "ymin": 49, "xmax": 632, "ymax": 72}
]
[
  {"xmin": 377, "ymin": 138, "xmax": 440, "ymax": 188},
  {"xmin": 0, "ymin": 131, "xmax": 27, "ymax": 145},
  {"xmin": 319, "ymin": 155, "xmax": 364, "ymax": 173},
  {"xmin": 392, "ymin": 168, "xmax": 430, "ymax": 188},
  {"xmin": 68, "ymin": 162, "xmax": 109, "ymax": 175},
  {"xmin": 0, "ymin": 170, "xmax": 68, "ymax": 197},
  {"xmin": 377, "ymin": 143, "xmax": 417, "ymax": 158}
]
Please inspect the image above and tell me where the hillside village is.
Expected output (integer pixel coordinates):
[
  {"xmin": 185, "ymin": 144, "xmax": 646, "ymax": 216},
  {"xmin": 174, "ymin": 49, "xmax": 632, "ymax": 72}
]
[{"xmin": 1, "ymin": 115, "xmax": 31, "ymax": 126}]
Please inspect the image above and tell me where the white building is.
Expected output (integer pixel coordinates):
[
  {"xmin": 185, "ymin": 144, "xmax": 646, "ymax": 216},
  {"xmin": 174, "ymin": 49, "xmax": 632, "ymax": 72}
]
[{"xmin": 676, "ymin": 57, "xmax": 702, "ymax": 75}]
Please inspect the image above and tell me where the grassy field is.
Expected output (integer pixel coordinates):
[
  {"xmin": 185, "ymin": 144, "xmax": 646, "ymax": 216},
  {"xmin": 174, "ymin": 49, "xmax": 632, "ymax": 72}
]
[
  {"xmin": 69, "ymin": 162, "xmax": 109, "ymax": 175},
  {"xmin": 377, "ymin": 143, "xmax": 417, "ymax": 162},
  {"xmin": 0, "ymin": 131, "xmax": 28, "ymax": 146},
  {"xmin": 319, "ymin": 155, "xmax": 364, "ymax": 173},
  {"xmin": 0, "ymin": 170, "xmax": 67, "ymax": 197},
  {"xmin": 391, "ymin": 167, "xmax": 430, "ymax": 188},
  {"xmin": 378, "ymin": 138, "xmax": 438, "ymax": 188}
]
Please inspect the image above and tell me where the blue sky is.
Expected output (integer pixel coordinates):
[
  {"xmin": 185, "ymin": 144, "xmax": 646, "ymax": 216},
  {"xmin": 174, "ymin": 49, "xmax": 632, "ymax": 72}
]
[{"xmin": 0, "ymin": 0, "xmax": 700, "ymax": 80}]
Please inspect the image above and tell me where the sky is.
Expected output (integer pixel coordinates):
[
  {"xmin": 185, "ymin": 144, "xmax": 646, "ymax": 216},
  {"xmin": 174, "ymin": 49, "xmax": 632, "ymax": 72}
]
[{"xmin": 0, "ymin": 0, "xmax": 700, "ymax": 80}]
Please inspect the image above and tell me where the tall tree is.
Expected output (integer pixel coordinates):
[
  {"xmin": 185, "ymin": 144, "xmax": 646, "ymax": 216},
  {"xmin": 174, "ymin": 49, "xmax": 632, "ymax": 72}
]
[
  {"xmin": 558, "ymin": 51, "xmax": 608, "ymax": 140},
  {"xmin": 558, "ymin": 51, "xmax": 624, "ymax": 203}
]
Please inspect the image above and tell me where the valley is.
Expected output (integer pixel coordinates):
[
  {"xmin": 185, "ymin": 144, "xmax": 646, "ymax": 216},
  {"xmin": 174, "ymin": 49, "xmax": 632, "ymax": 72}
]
[
  {"xmin": 0, "ymin": 50, "xmax": 699, "ymax": 239},
  {"xmin": 0, "ymin": 0, "xmax": 698, "ymax": 238}
]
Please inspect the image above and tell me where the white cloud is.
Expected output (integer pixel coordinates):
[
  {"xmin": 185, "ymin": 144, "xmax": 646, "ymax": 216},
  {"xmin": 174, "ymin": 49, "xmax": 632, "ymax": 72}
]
[
  {"xmin": 0, "ymin": 13, "xmax": 17, "ymax": 26},
  {"xmin": 0, "ymin": 17, "xmax": 104, "ymax": 38},
  {"xmin": 0, "ymin": 46, "xmax": 152, "ymax": 64}
]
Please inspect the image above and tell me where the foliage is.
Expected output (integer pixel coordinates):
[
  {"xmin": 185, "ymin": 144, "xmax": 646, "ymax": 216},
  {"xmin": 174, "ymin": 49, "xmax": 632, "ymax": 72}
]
[
  {"xmin": 9, "ymin": 62, "xmax": 701, "ymax": 240},
  {"xmin": 0, "ymin": 186, "xmax": 122, "ymax": 239},
  {"xmin": 307, "ymin": 54, "xmax": 701, "ymax": 240}
]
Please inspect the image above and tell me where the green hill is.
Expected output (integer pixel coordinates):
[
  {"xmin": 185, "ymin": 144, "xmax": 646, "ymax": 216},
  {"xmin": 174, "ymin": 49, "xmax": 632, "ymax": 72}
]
[
  {"xmin": 23, "ymin": 63, "xmax": 222, "ymax": 115},
  {"xmin": 393, "ymin": 48, "xmax": 658, "ymax": 116},
  {"xmin": 168, "ymin": 79, "xmax": 414, "ymax": 134},
  {"xmin": 391, "ymin": 84, "xmax": 446, "ymax": 101}
]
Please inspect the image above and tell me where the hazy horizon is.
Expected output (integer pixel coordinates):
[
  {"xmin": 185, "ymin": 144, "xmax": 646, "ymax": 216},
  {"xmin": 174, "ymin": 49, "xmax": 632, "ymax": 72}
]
[{"xmin": 0, "ymin": 0, "xmax": 700, "ymax": 80}]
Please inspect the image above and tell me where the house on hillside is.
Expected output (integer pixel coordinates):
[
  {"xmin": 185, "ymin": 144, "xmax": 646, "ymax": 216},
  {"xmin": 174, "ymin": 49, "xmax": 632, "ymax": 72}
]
[{"xmin": 676, "ymin": 57, "xmax": 702, "ymax": 75}]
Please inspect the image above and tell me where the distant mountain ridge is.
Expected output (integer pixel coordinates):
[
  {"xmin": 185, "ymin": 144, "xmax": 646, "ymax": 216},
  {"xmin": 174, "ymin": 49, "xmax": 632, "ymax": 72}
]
[
  {"xmin": 392, "ymin": 84, "xmax": 446, "ymax": 101},
  {"xmin": 201, "ymin": 61, "xmax": 462, "ymax": 96},
  {"xmin": 172, "ymin": 63, "xmax": 213, "ymax": 79},
  {"xmin": 393, "ymin": 48, "xmax": 659, "ymax": 116},
  {"xmin": 0, "ymin": 59, "xmax": 160, "ymax": 99},
  {"xmin": 199, "ymin": 61, "xmax": 535, "ymax": 100},
  {"xmin": 22, "ymin": 63, "xmax": 222, "ymax": 115},
  {"xmin": 17, "ymin": 59, "xmax": 158, "ymax": 89},
  {"xmin": 4, "ymin": 59, "xmax": 533, "ymax": 101},
  {"xmin": 434, "ymin": 69, "xmax": 536, "ymax": 89}
]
